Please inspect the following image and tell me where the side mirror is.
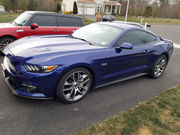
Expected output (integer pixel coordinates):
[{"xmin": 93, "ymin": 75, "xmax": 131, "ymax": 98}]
[
  {"xmin": 144, "ymin": 23, "xmax": 151, "ymax": 29},
  {"xmin": 31, "ymin": 23, "xmax": 38, "ymax": 29},
  {"xmin": 146, "ymin": 24, "xmax": 151, "ymax": 27},
  {"xmin": 117, "ymin": 42, "xmax": 133, "ymax": 50},
  {"xmin": 72, "ymin": 29, "xmax": 76, "ymax": 34}
]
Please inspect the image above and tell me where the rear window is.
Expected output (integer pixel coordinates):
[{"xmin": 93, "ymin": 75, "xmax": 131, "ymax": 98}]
[
  {"xmin": 57, "ymin": 17, "xmax": 83, "ymax": 27},
  {"xmin": 31, "ymin": 15, "xmax": 56, "ymax": 26}
]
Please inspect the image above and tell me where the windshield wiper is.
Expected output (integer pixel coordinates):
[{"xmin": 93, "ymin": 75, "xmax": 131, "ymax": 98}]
[
  {"xmin": 71, "ymin": 35, "xmax": 92, "ymax": 45},
  {"xmin": 13, "ymin": 21, "xmax": 22, "ymax": 26}
]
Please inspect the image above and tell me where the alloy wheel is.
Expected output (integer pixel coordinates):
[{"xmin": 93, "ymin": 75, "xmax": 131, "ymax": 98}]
[
  {"xmin": 62, "ymin": 71, "xmax": 90, "ymax": 102},
  {"xmin": 0, "ymin": 38, "xmax": 14, "ymax": 52},
  {"xmin": 154, "ymin": 56, "xmax": 167, "ymax": 77}
]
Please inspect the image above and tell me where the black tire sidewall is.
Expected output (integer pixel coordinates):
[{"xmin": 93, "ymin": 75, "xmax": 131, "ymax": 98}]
[{"xmin": 56, "ymin": 67, "xmax": 92, "ymax": 103}]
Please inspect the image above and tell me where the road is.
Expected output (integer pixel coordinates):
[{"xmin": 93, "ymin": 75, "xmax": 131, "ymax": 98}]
[
  {"xmin": 149, "ymin": 24, "xmax": 180, "ymax": 44},
  {"xmin": 0, "ymin": 25, "xmax": 180, "ymax": 135}
]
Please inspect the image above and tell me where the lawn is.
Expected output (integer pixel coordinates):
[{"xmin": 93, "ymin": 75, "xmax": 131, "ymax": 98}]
[
  {"xmin": 116, "ymin": 16, "xmax": 180, "ymax": 25},
  {"xmin": 0, "ymin": 13, "xmax": 20, "ymax": 23},
  {"xmin": 1, "ymin": 13, "xmax": 180, "ymax": 25},
  {"xmin": 76, "ymin": 85, "xmax": 180, "ymax": 135}
]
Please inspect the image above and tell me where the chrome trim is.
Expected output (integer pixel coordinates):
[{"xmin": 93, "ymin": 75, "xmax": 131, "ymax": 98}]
[{"xmin": 16, "ymin": 29, "xmax": 24, "ymax": 32}]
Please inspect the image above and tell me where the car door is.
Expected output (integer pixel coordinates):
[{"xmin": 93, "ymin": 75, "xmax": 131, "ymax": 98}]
[
  {"xmin": 17, "ymin": 15, "xmax": 59, "ymax": 37},
  {"xmin": 100, "ymin": 30, "xmax": 156, "ymax": 83},
  {"xmin": 57, "ymin": 17, "xmax": 83, "ymax": 34}
]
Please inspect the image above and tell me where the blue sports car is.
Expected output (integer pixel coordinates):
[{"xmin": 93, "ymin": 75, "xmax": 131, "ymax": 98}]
[{"xmin": 2, "ymin": 22, "xmax": 173, "ymax": 103}]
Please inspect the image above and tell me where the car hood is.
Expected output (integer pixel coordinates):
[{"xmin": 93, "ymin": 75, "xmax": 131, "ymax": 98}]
[
  {"xmin": 5, "ymin": 35, "xmax": 105, "ymax": 58},
  {"xmin": 0, "ymin": 23, "xmax": 14, "ymax": 28}
]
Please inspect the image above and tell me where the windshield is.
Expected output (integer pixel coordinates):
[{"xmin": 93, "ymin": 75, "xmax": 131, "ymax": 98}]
[
  {"xmin": 12, "ymin": 13, "xmax": 32, "ymax": 26},
  {"xmin": 72, "ymin": 23, "xmax": 123, "ymax": 47}
]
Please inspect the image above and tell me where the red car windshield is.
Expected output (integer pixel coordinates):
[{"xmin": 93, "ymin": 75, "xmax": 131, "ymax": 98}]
[{"xmin": 12, "ymin": 13, "xmax": 32, "ymax": 26}]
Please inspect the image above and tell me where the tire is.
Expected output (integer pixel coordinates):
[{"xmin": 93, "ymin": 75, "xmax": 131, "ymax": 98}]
[
  {"xmin": 149, "ymin": 55, "xmax": 168, "ymax": 79},
  {"xmin": 0, "ymin": 37, "xmax": 15, "ymax": 56},
  {"xmin": 56, "ymin": 68, "xmax": 92, "ymax": 103}
]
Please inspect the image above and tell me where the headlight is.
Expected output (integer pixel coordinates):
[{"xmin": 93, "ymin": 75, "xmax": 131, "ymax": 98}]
[{"xmin": 24, "ymin": 65, "xmax": 58, "ymax": 73}]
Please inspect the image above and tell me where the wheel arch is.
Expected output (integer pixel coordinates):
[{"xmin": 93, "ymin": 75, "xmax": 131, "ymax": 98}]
[
  {"xmin": 63, "ymin": 64, "xmax": 95, "ymax": 85},
  {"xmin": 0, "ymin": 35, "xmax": 17, "ymax": 40},
  {"xmin": 161, "ymin": 52, "xmax": 169, "ymax": 62},
  {"xmin": 54, "ymin": 64, "xmax": 96, "ymax": 97}
]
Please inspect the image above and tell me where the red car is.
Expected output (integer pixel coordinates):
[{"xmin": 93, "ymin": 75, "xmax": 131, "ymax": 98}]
[{"xmin": 0, "ymin": 11, "xmax": 84, "ymax": 55}]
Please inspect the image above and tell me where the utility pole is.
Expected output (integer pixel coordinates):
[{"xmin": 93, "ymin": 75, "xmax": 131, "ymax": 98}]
[{"xmin": 125, "ymin": 0, "xmax": 129, "ymax": 22}]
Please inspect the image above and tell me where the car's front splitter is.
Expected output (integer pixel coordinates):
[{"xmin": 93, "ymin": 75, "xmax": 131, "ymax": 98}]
[{"xmin": 2, "ymin": 63, "xmax": 53, "ymax": 99}]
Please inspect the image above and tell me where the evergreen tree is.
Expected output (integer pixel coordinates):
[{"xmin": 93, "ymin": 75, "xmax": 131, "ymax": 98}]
[
  {"xmin": 55, "ymin": 0, "xmax": 61, "ymax": 13},
  {"xmin": 73, "ymin": 1, "xmax": 78, "ymax": 14},
  {"xmin": 55, "ymin": 4, "xmax": 60, "ymax": 12},
  {"xmin": 2, "ymin": 0, "xmax": 11, "ymax": 10}
]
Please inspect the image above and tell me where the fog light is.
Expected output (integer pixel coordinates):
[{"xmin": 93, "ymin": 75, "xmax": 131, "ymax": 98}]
[{"xmin": 22, "ymin": 84, "xmax": 37, "ymax": 92}]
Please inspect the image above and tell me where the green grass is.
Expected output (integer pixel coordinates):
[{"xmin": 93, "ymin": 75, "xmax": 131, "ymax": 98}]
[
  {"xmin": 0, "ymin": 13, "xmax": 20, "ymax": 23},
  {"xmin": 76, "ymin": 85, "xmax": 180, "ymax": 135},
  {"xmin": 81, "ymin": 16, "xmax": 95, "ymax": 25},
  {"xmin": 116, "ymin": 16, "xmax": 180, "ymax": 25}
]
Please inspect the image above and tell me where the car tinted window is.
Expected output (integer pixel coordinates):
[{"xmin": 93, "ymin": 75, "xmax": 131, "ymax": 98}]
[
  {"xmin": 13, "ymin": 13, "xmax": 32, "ymax": 26},
  {"xmin": 146, "ymin": 32, "xmax": 157, "ymax": 43},
  {"xmin": 31, "ymin": 15, "xmax": 56, "ymax": 26},
  {"xmin": 117, "ymin": 30, "xmax": 157, "ymax": 46},
  {"xmin": 57, "ymin": 17, "xmax": 83, "ymax": 27}
]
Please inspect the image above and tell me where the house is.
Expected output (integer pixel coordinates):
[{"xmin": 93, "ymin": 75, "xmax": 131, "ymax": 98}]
[
  {"xmin": 0, "ymin": 5, "xmax": 5, "ymax": 13},
  {"xmin": 62, "ymin": 0, "xmax": 121, "ymax": 15}
]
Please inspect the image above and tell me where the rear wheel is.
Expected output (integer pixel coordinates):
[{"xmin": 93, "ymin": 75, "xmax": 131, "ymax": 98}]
[
  {"xmin": 0, "ymin": 37, "xmax": 15, "ymax": 55},
  {"xmin": 56, "ymin": 68, "xmax": 92, "ymax": 103},
  {"xmin": 149, "ymin": 55, "xmax": 168, "ymax": 79}
]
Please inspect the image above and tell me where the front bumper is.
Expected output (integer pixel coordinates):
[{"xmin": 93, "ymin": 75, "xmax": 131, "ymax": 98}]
[{"xmin": 1, "ymin": 60, "xmax": 59, "ymax": 99}]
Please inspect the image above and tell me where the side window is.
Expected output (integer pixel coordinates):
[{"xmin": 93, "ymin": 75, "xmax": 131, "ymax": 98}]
[
  {"xmin": 31, "ymin": 15, "xmax": 56, "ymax": 26},
  {"xmin": 146, "ymin": 32, "xmax": 157, "ymax": 43},
  {"xmin": 117, "ymin": 30, "xmax": 157, "ymax": 46},
  {"xmin": 57, "ymin": 17, "xmax": 83, "ymax": 27}
]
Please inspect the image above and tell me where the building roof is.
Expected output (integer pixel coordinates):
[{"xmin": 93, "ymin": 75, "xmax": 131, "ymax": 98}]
[
  {"xmin": 77, "ymin": 0, "xmax": 96, "ymax": 4},
  {"xmin": 104, "ymin": 1, "xmax": 121, "ymax": 6}
]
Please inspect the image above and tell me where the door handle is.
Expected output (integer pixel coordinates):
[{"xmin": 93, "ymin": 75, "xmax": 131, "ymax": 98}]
[
  {"xmin": 54, "ymin": 29, "xmax": 60, "ymax": 32},
  {"xmin": 144, "ymin": 50, "xmax": 151, "ymax": 53},
  {"xmin": 16, "ymin": 29, "xmax": 24, "ymax": 32}
]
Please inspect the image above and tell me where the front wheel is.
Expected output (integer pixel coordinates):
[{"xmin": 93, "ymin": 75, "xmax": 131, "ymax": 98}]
[
  {"xmin": 56, "ymin": 68, "xmax": 92, "ymax": 103},
  {"xmin": 149, "ymin": 55, "xmax": 168, "ymax": 79},
  {"xmin": 0, "ymin": 37, "xmax": 15, "ymax": 55}
]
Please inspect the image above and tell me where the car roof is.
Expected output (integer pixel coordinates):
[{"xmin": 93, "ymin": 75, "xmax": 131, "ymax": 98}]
[
  {"xmin": 98, "ymin": 22, "xmax": 139, "ymax": 30},
  {"xmin": 113, "ymin": 21, "xmax": 144, "ymax": 28},
  {"xmin": 24, "ymin": 11, "xmax": 82, "ymax": 19}
]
